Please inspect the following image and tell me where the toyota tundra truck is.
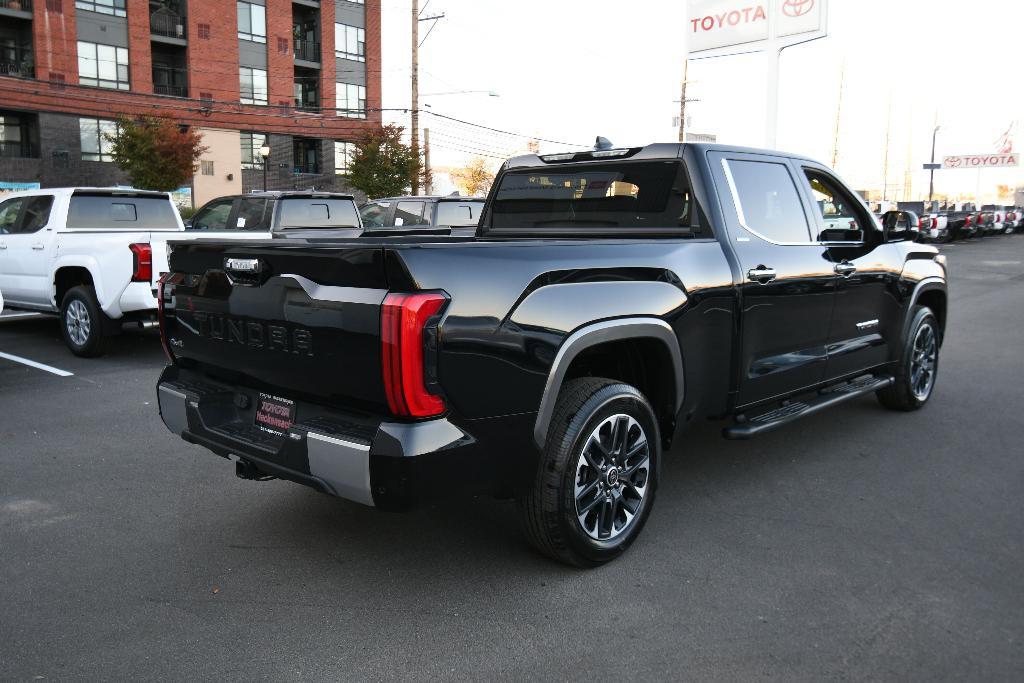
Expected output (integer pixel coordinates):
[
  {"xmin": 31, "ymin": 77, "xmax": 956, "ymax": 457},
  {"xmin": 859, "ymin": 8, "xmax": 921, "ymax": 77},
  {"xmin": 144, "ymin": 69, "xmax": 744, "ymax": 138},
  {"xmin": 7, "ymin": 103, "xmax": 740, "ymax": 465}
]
[{"xmin": 156, "ymin": 142, "xmax": 948, "ymax": 566}]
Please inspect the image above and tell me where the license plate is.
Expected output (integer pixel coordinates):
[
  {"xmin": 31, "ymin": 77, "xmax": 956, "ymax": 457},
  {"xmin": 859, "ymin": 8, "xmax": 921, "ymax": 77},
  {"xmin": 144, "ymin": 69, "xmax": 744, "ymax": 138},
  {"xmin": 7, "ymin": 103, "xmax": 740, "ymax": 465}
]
[{"xmin": 254, "ymin": 393, "xmax": 296, "ymax": 435}]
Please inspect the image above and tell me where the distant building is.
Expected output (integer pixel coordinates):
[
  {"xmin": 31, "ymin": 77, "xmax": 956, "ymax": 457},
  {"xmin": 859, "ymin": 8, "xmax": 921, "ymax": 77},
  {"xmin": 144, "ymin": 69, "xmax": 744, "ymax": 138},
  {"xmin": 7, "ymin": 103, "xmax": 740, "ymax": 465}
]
[{"xmin": 0, "ymin": 0, "xmax": 380, "ymax": 206}]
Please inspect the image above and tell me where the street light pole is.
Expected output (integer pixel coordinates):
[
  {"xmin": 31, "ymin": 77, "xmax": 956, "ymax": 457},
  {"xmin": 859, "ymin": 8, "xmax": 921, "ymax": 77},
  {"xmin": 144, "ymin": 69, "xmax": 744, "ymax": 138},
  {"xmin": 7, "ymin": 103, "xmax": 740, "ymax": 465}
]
[{"xmin": 929, "ymin": 125, "xmax": 941, "ymax": 203}]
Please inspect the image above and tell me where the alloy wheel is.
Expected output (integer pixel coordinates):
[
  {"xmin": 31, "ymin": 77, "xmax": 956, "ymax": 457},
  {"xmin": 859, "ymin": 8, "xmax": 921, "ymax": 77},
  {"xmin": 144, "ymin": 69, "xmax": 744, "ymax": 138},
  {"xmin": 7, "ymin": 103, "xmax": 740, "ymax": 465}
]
[
  {"xmin": 574, "ymin": 414, "xmax": 650, "ymax": 541},
  {"xmin": 910, "ymin": 322, "xmax": 938, "ymax": 401},
  {"xmin": 66, "ymin": 299, "xmax": 91, "ymax": 347}
]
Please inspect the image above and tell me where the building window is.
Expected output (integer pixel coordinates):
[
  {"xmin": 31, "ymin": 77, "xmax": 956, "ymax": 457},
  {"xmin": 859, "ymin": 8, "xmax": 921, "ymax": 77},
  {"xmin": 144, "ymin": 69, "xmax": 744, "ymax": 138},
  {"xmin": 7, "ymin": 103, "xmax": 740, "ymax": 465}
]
[
  {"xmin": 334, "ymin": 141, "xmax": 354, "ymax": 175},
  {"xmin": 0, "ymin": 112, "xmax": 39, "ymax": 159},
  {"xmin": 334, "ymin": 23, "xmax": 365, "ymax": 62},
  {"xmin": 78, "ymin": 41, "xmax": 130, "ymax": 90},
  {"xmin": 294, "ymin": 138, "xmax": 320, "ymax": 175},
  {"xmin": 336, "ymin": 83, "xmax": 366, "ymax": 119},
  {"xmin": 241, "ymin": 132, "xmax": 268, "ymax": 169},
  {"xmin": 239, "ymin": 67, "xmax": 268, "ymax": 105},
  {"xmin": 198, "ymin": 24, "xmax": 211, "ymax": 40},
  {"xmin": 237, "ymin": 2, "xmax": 267, "ymax": 43},
  {"xmin": 75, "ymin": 0, "xmax": 127, "ymax": 17},
  {"xmin": 79, "ymin": 118, "xmax": 117, "ymax": 162},
  {"xmin": 200, "ymin": 160, "xmax": 215, "ymax": 176}
]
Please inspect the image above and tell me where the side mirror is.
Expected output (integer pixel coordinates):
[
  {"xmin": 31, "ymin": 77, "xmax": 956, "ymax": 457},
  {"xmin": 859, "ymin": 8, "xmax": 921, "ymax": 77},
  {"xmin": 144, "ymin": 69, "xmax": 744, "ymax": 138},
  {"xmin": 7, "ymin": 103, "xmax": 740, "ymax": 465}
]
[
  {"xmin": 183, "ymin": 220, "xmax": 192, "ymax": 229},
  {"xmin": 881, "ymin": 210, "xmax": 919, "ymax": 242}
]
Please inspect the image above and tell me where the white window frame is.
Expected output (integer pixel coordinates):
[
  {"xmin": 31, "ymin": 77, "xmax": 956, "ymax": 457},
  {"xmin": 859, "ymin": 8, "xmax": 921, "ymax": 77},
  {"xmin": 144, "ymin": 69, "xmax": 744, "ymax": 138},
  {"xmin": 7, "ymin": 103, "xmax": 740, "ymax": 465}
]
[
  {"xmin": 334, "ymin": 141, "xmax": 355, "ymax": 175},
  {"xmin": 239, "ymin": 66, "xmax": 268, "ymax": 105},
  {"xmin": 237, "ymin": 2, "xmax": 267, "ymax": 43},
  {"xmin": 334, "ymin": 23, "xmax": 366, "ymax": 62},
  {"xmin": 79, "ymin": 118, "xmax": 118, "ymax": 162},
  {"xmin": 241, "ymin": 132, "xmax": 268, "ymax": 169},
  {"xmin": 336, "ymin": 83, "xmax": 366, "ymax": 119},
  {"xmin": 77, "ymin": 41, "xmax": 130, "ymax": 90},
  {"xmin": 75, "ymin": 0, "xmax": 127, "ymax": 17}
]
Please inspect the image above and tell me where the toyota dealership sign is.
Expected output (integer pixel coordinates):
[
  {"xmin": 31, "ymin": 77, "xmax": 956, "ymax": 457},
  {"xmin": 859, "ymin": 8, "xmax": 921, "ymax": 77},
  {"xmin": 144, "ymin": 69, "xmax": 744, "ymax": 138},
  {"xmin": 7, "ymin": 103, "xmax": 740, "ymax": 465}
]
[
  {"xmin": 688, "ymin": 0, "xmax": 828, "ymax": 55},
  {"xmin": 941, "ymin": 154, "xmax": 1020, "ymax": 169}
]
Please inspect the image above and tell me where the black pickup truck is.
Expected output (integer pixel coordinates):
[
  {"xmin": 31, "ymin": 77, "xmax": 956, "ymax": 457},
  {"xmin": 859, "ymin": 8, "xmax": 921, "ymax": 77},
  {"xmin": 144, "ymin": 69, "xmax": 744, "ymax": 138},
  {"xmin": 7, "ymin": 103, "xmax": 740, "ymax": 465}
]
[{"xmin": 156, "ymin": 143, "xmax": 948, "ymax": 566}]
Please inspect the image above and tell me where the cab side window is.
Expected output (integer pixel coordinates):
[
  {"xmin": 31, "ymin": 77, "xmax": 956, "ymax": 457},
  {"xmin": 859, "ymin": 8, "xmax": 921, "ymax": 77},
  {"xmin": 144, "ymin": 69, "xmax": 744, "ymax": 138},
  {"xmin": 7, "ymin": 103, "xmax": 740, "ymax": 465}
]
[
  {"xmin": 190, "ymin": 198, "xmax": 234, "ymax": 231},
  {"xmin": 19, "ymin": 196, "xmax": 55, "ymax": 233},
  {"xmin": 804, "ymin": 171, "xmax": 868, "ymax": 241},
  {"xmin": 727, "ymin": 160, "xmax": 810, "ymax": 243},
  {"xmin": 0, "ymin": 198, "xmax": 24, "ymax": 234},
  {"xmin": 359, "ymin": 202, "xmax": 390, "ymax": 228},
  {"xmin": 394, "ymin": 201, "xmax": 428, "ymax": 226},
  {"xmin": 235, "ymin": 198, "xmax": 269, "ymax": 230}
]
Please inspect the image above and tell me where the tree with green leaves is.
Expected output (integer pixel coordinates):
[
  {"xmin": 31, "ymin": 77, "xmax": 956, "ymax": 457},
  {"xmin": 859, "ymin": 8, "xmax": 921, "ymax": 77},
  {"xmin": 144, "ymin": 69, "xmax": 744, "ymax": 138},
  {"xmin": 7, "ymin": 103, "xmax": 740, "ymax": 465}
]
[
  {"xmin": 106, "ymin": 116, "xmax": 207, "ymax": 192},
  {"xmin": 348, "ymin": 124, "xmax": 421, "ymax": 198}
]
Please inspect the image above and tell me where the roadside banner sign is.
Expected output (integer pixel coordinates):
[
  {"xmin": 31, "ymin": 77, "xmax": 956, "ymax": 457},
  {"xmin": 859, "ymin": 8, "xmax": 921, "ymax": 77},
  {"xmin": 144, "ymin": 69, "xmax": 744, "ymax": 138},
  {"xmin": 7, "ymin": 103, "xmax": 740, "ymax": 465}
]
[
  {"xmin": 941, "ymin": 154, "xmax": 1020, "ymax": 169},
  {"xmin": 688, "ymin": 0, "xmax": 827, "ymax": 55}
]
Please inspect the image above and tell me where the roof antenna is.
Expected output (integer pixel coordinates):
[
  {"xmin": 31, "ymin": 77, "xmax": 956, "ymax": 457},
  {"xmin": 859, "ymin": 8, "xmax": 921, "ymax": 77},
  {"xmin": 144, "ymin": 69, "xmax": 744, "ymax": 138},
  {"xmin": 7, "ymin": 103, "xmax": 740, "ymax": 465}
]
[{"xmin": 594, "ymin": 136, "xmax": 614, "ymax": 151}]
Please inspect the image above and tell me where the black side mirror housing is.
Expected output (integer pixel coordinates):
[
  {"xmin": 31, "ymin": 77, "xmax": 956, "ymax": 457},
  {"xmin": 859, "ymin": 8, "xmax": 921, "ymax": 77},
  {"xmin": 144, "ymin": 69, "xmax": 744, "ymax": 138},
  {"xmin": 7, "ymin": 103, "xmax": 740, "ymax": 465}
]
[
  {"xmin": 183, "ymin": 220, "xmax": 192, "ymax": 229},
  {"xmin": 881, "ymin": 210, "xmax": 920, "ymax": 242}
]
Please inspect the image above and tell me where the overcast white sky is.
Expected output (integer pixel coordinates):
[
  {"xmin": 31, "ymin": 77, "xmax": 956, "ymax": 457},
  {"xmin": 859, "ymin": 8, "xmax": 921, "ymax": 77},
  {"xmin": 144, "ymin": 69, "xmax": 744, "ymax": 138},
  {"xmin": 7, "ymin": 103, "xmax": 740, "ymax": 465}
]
[{"xmin": 380, "ymin": 0, "xmax": 1024, "ymax": 202}]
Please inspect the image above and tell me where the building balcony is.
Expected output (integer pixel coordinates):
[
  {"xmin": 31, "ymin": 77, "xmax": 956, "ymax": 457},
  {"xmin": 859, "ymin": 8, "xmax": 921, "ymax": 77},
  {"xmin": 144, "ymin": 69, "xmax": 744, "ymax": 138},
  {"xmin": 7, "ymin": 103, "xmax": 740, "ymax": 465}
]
[
  {"xmin": 293, "ymin": 39, "xmax": 321, "ymax": 64},
  {"xmin": 152, "ymin": 64, "xmax": 187, "ymax": 97},
  {"xmin": 0, "ymin": 0, "xmax": 33, "ymax": 15},
  {"xmin": 0, "ymin": 57, "xmax": 33, "ymax": 78},
  {"xmin": 151, "ymin": 9, "xmax": 187, "ymax": 41}
]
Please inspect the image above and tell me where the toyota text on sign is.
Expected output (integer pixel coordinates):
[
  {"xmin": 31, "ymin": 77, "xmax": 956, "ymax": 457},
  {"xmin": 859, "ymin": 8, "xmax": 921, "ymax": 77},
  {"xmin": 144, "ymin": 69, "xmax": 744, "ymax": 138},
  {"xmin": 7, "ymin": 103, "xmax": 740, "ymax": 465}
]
[
  {"xmin": 942, "ymin": 154, "xmax": 1020, "ymax": 169},
  {"xmin": 688, "ymin": 0, "xmax": 825, "ymax": 54}
]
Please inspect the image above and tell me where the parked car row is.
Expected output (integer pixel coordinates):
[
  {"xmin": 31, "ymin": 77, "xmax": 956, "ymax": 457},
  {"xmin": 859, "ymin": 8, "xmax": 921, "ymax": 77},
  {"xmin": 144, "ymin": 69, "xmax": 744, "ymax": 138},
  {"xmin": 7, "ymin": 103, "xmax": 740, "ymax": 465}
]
[
  {"xmin": 901, "ymin": 202, "xmax": 1024, "ymax": 243},
  {"xmin": 0, "ymin": 186, "xmax": 486, "ymax": 356}
]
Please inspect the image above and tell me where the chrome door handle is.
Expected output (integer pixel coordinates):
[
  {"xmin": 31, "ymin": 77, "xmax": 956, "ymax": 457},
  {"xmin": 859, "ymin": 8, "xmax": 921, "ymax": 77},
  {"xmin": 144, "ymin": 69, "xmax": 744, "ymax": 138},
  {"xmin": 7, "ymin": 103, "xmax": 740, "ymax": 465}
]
[
  {"xmin": 834, "ymin": 261, "xmax": 857, "ymax": 277},
  {"xmin": 747, "ymin": 266, "xmax": 777, "ymax": 284},
  {"xmin": 0, "ymin": 243, "xmax": 6, "ymax": 250},
  {"xmin": 31, "ymin": 244, "xmax": 45, "ymax": 250}
]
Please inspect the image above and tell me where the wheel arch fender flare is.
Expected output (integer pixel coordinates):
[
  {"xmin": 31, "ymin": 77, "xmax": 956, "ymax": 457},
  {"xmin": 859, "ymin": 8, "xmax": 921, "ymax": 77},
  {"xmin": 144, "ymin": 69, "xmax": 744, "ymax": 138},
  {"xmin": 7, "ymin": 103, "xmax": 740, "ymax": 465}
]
[
  {"xmin": 52, "ymin": 258, "xmax": 110, "ymax": 314},
  {"xmin": 532, "ymin": 317, "xmax": 685, "ymax": 450},
  {"xmin": 903, "ymin": 276, "xmax": 947, "ymax": 342}
]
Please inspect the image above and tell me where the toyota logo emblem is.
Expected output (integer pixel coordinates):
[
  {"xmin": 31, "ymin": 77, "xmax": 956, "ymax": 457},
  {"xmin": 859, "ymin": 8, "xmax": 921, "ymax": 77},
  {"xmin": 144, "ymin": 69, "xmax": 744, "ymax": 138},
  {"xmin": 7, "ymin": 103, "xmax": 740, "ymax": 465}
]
[{"xmin": 782, "ymin": 0, "xmax": 815, "ymax": 17}]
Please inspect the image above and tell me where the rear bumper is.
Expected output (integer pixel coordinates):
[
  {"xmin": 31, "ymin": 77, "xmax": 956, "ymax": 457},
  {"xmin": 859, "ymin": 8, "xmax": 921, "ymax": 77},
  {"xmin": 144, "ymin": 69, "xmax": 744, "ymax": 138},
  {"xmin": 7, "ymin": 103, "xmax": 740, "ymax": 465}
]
[
  {"xmin": 156, "ymin": 366, "xmax": 472, "ymax": 507},
  {"xmin": 105, "ymin": 281, "xmax": 157, "ymax": 318}
]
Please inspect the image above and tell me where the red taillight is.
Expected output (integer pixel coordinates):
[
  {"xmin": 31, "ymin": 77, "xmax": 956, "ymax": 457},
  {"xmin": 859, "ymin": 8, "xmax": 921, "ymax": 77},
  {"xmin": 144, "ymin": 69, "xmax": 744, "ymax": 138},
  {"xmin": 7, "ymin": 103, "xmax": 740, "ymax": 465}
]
[
  {"xmin": 965, "ymin": 215, "xmax": 972, "ymax": 226},
  {"xmin": 381, "ymin": 292, "xmax": 448, "ymax": 418},
  {"xmin": 931, "ymin": 217, "xmax": 938, "ymax": 229},
  {"xmin": 156, "ymin": 272, "xmax": 174, "ymax": 362},
  {"xmin": 130, "ymin": 243, "xmax": 152, "ymax": 283}
]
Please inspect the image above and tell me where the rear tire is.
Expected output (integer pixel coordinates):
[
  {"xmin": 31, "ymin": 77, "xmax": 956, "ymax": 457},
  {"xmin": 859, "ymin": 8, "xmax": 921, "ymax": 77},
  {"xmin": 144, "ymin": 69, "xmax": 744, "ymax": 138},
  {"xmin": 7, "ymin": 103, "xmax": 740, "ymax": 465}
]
[
  {"xmin": 518, "ymin": 378, "xmax": 660, "ymax": 567},
  {"xmin": 877, "ymin": 306, "xmax": 939, "ymax": 411},
  {"xmin": 60, "ymin": 285, "xmax": 111, "ymax": 357}
]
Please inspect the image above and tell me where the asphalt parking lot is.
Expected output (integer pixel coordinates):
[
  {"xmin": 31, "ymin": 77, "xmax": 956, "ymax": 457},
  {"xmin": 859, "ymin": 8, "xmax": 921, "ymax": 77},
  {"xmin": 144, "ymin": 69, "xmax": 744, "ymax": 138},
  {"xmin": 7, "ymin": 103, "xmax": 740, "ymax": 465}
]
[{"xmin": 1, "ymin": 237, "xmax": 1022, "ymax": 681}]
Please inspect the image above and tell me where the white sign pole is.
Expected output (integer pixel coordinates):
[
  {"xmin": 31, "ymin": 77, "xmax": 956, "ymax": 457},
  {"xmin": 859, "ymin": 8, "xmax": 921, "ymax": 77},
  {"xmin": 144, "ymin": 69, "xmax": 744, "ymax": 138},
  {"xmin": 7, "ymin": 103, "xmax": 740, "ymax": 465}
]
[
  {"xmin": 686, "ymin": 0, "xmax": 828, "ymax": 149},
  {"xmin": 765, "ymin": 46, "xmax": 781, "ymax": 148}
]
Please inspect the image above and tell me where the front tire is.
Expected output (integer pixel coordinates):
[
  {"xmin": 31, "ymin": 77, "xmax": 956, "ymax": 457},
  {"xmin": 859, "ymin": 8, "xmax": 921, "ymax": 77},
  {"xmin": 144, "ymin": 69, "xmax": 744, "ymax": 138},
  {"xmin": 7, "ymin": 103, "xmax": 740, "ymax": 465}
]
[
  {"xmin": 60, "ymin": 285, "xmax": 111, "ymax": 357},
  {"xmin": 877, "ymin": 306, "xmax": 939, "ymax": 411},
  {"xmin": 519, "ymin": 378, "xmax": 660, "ymax": 567}
]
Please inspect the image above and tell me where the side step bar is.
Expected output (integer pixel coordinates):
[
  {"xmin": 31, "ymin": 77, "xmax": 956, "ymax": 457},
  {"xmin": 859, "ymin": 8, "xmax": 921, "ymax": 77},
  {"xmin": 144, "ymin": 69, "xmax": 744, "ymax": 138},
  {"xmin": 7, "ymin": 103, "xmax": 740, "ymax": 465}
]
[{"xmin": 723, "ymin": 374, "xmax": 894, "ymax": 440}]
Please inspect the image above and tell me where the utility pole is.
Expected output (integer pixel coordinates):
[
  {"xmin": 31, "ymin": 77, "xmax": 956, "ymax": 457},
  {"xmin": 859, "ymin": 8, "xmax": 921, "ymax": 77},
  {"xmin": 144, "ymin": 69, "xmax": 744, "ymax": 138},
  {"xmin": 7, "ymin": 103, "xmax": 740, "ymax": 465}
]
[
  {"xmin": 678, "ymin": 59, "xmax": 689, "ymax": 143},
  {"xmin": 410, "ymin": 0, "xmax": 420, "ymax": 195},
  {"xmin": 929, "ymin": 120, "xmax": 941, "ymax": 203},
  {"xmin": 882, "ymin": 93, "xmax": 892, "ymax": 201},
  {"xmin": 423, "ymin": 128, "xmax": 432, "ymax": 195},
  {"xmin": 831, "ymin": 61, "xmax": 845, "ymax": 168}
]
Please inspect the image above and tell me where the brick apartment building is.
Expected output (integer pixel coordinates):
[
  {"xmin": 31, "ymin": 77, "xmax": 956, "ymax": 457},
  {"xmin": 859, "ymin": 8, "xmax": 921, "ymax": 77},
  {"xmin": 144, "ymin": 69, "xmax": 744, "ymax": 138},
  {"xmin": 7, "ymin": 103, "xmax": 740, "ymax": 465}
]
[{"xmin": 0, "ymin": 0, "xmax": 381, "ymax": 207}]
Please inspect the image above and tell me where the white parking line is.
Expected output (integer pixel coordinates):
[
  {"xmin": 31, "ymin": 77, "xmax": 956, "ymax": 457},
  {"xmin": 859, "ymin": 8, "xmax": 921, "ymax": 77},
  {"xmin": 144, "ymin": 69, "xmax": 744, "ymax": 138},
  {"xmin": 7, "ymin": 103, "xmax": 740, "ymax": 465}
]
[{"xmin": 0, "ymin": 351, "xmax": 74, "ymax": 377}]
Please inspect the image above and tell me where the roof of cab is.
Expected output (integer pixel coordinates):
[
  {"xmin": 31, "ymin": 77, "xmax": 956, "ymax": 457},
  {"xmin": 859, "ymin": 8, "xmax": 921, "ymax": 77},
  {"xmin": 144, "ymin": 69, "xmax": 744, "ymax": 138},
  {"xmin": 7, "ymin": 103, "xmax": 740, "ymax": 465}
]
[{"xmin": 503, "ymin": 142, "xmax": 820, "ymax": 170}]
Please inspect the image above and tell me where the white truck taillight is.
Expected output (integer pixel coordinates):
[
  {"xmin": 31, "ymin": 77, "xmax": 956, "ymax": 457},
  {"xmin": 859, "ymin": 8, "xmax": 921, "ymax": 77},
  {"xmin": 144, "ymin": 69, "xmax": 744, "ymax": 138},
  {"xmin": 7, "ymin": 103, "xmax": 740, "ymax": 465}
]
[{"xmin": 130, "ymin": 243, "xmax": 152, "ymax": 283}]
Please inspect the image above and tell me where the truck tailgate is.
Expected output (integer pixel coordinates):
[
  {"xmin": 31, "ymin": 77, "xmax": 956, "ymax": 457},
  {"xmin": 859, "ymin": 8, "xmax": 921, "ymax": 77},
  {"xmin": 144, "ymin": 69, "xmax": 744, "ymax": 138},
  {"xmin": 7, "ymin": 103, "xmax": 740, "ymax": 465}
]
[{"xmin": 162, "ymin": 241, "xmax": 390, "ymax": 410}]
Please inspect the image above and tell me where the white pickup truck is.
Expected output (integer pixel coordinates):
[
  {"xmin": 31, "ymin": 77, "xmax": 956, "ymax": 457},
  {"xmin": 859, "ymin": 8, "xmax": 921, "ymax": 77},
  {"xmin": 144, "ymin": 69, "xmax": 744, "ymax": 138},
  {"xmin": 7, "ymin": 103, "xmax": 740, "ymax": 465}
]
[{"xmin": 0, "ymin": 188, "xmax": 184, "ymax": 356}]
